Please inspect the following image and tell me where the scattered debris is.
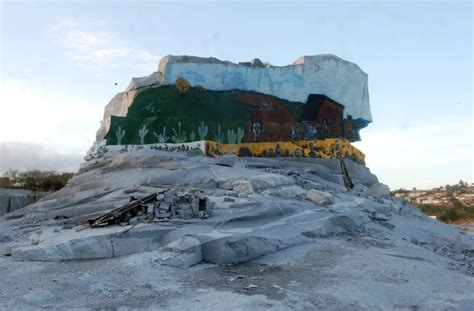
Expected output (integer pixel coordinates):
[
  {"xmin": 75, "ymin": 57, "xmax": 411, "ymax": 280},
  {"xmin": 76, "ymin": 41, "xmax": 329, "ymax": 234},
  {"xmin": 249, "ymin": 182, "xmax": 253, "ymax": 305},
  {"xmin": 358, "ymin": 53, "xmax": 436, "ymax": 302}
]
[{"xmin": 79, "ymin": 189, "xmax": 210, "ymax": 231}]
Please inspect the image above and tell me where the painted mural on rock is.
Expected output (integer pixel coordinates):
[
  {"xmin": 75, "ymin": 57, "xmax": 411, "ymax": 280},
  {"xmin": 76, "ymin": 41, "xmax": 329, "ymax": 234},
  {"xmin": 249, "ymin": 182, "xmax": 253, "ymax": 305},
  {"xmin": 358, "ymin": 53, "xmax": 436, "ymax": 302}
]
[
  {"xmin": 206, "ymin": 139, "xmax": 365, "ymax": 165},
  {"xmin": 104, "ymin": 79, "xmax": 364, "ymax": 146}
]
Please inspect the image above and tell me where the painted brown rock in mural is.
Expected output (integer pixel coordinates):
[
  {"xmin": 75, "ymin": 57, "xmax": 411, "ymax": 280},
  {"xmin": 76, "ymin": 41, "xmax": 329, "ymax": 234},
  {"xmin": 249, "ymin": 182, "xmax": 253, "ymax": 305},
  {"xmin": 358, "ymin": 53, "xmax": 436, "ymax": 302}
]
[
  {"xmin": 242, "ymin": 121, "xmax": 292, "ymax": 143},
  {"xmin": 235, "ymin": 93, "xmax": 295, "ymax": 124}
]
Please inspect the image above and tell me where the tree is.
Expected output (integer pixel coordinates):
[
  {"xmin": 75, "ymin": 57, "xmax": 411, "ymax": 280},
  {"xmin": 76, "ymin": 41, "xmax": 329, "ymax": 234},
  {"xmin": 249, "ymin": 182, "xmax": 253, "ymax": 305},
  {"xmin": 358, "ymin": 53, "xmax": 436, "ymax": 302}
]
[
  {"xmin": 9, "ymin": 170, "xmax": 73, "ymax": 192},
  {"xmin": 440, "ymin": 208, "xmax": 459, "ymax": 222},
  {"xmin": 175, "ymin": 78, "xmax": 190, "ymax": 96}
]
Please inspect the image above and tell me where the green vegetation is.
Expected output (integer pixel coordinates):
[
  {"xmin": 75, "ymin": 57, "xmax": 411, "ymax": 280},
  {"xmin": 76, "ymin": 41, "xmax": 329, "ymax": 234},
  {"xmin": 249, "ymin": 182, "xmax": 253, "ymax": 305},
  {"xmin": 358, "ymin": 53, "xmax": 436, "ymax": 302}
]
[
  {"xmin": 419, "ymin": 200, "xmax": 474, "ymax": 223},
  {"xmin": 2, "ymin": 169, "xmax": 73, "ymax": 192},
  {"xmin": 105, "ymin": 86, "xmax": 304, "ymax": 145},
  {"xmin": 415, "ymin": 180, "xmax": 473, "ymax": 223}
]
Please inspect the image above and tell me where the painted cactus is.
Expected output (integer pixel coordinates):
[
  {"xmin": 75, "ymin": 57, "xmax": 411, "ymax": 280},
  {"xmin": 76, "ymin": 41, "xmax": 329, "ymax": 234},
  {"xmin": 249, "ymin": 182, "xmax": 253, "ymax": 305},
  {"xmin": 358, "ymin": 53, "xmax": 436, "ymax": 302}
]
[
  {"xmin": 171, "ymin": 121, "xmax": 187, "ymax": 143},
  {"xmin": 236, "ymin": 127, "xmax": 244, "ymax": 143},
  {"xmin": 153, "ymin": 126, "xmax": 169, "ymax": 143},
  {"xmin": 189, "ymin": 131, "xmax": 196, "ymax": 142},
  {"xmin": 213, "ymin": 124, "xmax": 224, "ymax": 144},
  {"xmin": 115, "ymin": 126, "xmax": 126, "ymax": 145},
  {"xmin": 227, "ymin": 129, "xmax": 237, "ymax": 144},
  {"xmin": 138, "ymin": 125, "xmax": 149, "ymax": 144},
  {"xmin": 197, "ymin": 121, "xmax": 208, "ymax": 140}
]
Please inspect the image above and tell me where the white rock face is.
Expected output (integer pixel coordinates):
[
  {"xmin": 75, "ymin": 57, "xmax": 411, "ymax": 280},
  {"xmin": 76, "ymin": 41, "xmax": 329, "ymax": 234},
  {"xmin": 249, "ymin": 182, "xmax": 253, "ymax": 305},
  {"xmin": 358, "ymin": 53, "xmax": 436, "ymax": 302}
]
[
  {"xmin": 95, "ymin": 54, "xmax": 372, "ymax": 142},
  {"xmin": 160, "ymin": 55, "xmax": 371, "ymax": 121}
]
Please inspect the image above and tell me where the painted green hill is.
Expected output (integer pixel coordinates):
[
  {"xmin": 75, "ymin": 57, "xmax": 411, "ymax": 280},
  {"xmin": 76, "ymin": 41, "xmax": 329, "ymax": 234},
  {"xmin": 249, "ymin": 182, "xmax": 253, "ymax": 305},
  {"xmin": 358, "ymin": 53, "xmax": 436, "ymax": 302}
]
[{"xmin": 105, "ymin": 86, "xmax": 303, "ymax": 145}]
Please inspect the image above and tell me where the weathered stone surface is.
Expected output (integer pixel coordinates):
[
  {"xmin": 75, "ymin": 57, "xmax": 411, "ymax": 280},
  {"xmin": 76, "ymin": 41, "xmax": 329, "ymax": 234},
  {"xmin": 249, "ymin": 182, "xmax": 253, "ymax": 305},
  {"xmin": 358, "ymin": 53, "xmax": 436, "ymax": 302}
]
[
  {"xmin": 215, "ymin": 154, "xmax": 238, "ymax": 167},
  {"xmin": 370, "ymin": 213, "xmax": 391, "ymax": 221},
  {"xmin": 269, "ymin": 185, "xmax": 306, "ymax": 198},
  {"xmin": 367, "ymin": 183, "xmax": 391, "ymax": 198},
  {"xmin": 163, "ymin": 236, "xmax": 201, "ymax": 254},
  {"xmin": 352, "ymin": 183, "xmax": 369, "ymax": 195},
  {"xmin": 200, "ymin": 235, "xmax": 283, "ymax": 264},
  {"xmin": 249, "ymin": 174, "xmax": 293, "ymax": 190},
  {"xmin": 12, "ymin": 235, "xmax": 114, "ymax": 261},
  {"xmin": 306, "ymin": 190, "xmax": 334, "ymax": 206},
  {"xmin": 0, "ymin": 188, "xmax": 47, "ymax": 216},
  {"xmin": 6, "ymin": 149, "xmax": 471, "ymax": 276},
  {"xmin": 147, "ymin": 165, "xmax": 214, "ymax": 186},
  {"xmin": 232, "ymin": 180, "xmax": 254, "ymax": 194},
  {"xmin": 250, "ymin": 58, "xmax": 265, "ymax": 67},
  {"xmin": 0, "ymin": 194, "xmax": 8, "ymax": 215},
  {"xmin": 162, "ymin": 251, "xmax": 202, "ymax": 268},
  {"xmin": 10, "ymin": 225, "xmax": 174, "ymax": 261},
  {"xmin": 343, "ymin": 161, "xmax": 379, "ymax": 186}
]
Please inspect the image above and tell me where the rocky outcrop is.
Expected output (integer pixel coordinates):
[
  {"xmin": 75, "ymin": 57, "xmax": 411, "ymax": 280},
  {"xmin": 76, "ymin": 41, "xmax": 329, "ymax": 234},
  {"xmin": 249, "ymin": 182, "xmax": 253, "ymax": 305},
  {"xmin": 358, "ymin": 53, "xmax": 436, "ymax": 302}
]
[
  {"xmin": 95, "ymin": 54, "xmax": 372, "ymax": 143},
  {"xmin": 0, "ymin": 188, "xmax": 47, "ymax": 216},
  {"xmin": 0, "ymin": 149, "xmax": 388, "ymax": 263}
]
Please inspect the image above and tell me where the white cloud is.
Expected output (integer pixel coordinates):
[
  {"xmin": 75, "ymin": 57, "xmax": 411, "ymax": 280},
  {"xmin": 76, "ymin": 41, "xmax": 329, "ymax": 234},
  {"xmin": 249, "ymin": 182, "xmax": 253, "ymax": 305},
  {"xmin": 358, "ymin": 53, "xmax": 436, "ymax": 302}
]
[{"xmin": 52, "ymin": 17, "xmax": 157, "ymax": 71}]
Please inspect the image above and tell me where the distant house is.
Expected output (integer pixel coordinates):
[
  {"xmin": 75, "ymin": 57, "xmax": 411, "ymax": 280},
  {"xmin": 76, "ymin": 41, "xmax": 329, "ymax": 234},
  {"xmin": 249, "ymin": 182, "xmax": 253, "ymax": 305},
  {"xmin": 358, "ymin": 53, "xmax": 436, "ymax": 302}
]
[
  {"xmin": 394, "ymin": 193, "xmax": 406, "ymax": 198},
  {"xmin": 417, "ymin": 197, "xmax": 441, "ymax": 205},
  {"xmin": 408, "ymin": 191, "xmax": 426, "ymax": 198}
]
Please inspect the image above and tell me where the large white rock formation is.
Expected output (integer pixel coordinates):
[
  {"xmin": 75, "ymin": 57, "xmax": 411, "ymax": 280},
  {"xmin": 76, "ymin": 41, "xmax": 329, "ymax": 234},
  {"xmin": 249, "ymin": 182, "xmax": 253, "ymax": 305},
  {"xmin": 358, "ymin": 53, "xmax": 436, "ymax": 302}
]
[{"xmin": 96, "ymin": 55, "xmax": 372, "ymax": 142}]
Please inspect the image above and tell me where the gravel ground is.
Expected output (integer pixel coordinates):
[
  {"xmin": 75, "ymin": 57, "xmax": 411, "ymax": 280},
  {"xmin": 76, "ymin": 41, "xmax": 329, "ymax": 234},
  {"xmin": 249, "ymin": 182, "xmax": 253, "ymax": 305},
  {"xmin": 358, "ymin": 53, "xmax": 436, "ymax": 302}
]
[{"xmin": 1, "ymin": 234, "xmax": 473, "ymax": 310}]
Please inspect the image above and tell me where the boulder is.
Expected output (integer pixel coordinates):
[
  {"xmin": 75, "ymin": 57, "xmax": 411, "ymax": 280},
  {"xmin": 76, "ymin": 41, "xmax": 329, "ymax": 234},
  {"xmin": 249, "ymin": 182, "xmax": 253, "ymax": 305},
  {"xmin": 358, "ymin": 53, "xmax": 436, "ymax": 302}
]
[
  {"xmin": 367, "ymin": 183, "xmax": 391, "ymax": 198},
  {"xmin": 162, "ymin": 252, "xmax": 202, "ymax": 268},
  {"xmin": 215, "ymin": 154, "xmax": 238, "ymax": 167},
  {"xmin": 250, "ymin": 58, "xmax": 265, "ymax": 67},
  {"xmin": 200, "ymin": 235, "xmax": 283, "ymax": 264},
  {"xmin": 163, "ymin": 236, "xmax": 201, "ymax": 254},
  {"xmin": 249, "ymin": 174, "xmax": 293, "ymax": 190},
  {"xmin": 270, "ymin": 185, "xmax": 306, "ymax": 198},
  {"xmin": 352, "ymin": 183, "xmax": 369, "ymax": 196},
  {"xmin": 232, "ymin": 180, "xmax": 254, "ymax": 194},
  {"xmin": 306, "ymin": 190, "xmax": 334, "ymax": 206}
]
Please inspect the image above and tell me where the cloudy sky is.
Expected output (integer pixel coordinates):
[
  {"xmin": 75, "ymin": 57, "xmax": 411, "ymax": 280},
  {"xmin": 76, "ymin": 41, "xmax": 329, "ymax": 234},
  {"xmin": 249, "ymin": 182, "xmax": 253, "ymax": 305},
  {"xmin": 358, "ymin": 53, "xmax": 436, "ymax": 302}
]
[{"xmin": 0, "ymin": 1, "xmax": 472, "ymax": 189}]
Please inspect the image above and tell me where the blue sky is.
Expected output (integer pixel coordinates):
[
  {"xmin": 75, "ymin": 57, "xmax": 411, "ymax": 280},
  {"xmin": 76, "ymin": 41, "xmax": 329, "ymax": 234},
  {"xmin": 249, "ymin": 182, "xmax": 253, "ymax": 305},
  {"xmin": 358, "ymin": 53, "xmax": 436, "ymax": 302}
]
[{"xmin": 0, "ymin": 1, "xmax": 472, "ymax": 189}]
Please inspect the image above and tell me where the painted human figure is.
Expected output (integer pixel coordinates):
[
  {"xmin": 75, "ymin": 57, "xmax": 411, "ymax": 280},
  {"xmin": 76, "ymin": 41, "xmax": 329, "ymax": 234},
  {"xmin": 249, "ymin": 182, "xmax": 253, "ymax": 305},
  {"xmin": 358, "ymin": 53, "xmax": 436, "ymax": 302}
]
[
  {"xmin": 321, "ymin": 118, "xmax": 330, "ymax": 139},
  {"xmin": 305, "ymin": 124, "xmax": 317, "ymax": 140},
  {"xmin": 275, "ymin": 144, "xmax": 282, "ymax": 157},
  {"xmin": 308, "ymin": 143, "xmax": 317, "ymax": 158},
  {"xmin": 291, "ymin": 125, "xmax": 299, "ymax": 141},
  {"xmin": 251, "ymin": 122, "xmax": 263, "ymax": 141},
  {"xmin": 250, "ymin": 107, "xmax": 264, "ymax": 141},
  {"xmin": 335, "ymin": 140, "xmax": 342, "ymax": 159}
]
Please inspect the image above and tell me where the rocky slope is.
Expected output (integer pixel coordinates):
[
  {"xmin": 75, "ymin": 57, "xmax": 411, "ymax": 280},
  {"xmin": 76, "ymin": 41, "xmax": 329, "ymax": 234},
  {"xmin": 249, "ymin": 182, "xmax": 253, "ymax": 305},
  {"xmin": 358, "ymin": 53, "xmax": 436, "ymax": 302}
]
[{"xmin": 0, "ymin": 149, "xmax": 473, "ymax": 309}]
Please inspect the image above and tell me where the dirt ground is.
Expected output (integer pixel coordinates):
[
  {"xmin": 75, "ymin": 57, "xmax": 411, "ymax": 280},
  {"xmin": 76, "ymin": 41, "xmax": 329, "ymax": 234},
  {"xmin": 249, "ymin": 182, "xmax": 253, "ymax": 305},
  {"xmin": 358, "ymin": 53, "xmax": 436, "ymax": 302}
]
[{"xmin": 1, "ymin": 235, "xmax": 473, "ymax": 311}]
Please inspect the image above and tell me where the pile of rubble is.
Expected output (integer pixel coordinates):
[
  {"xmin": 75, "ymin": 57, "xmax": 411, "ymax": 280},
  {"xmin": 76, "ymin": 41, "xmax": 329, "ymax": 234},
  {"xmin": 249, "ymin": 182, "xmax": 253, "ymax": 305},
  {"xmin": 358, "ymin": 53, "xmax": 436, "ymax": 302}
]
[
  {"xmin": 154, "ymin": 189, "xmax": 209, "ymax": 221},
  {"xmin": 84, "ymin": 189, "xmax": 210, "ymax": 230}
]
